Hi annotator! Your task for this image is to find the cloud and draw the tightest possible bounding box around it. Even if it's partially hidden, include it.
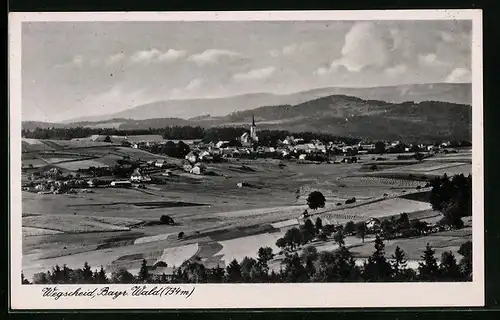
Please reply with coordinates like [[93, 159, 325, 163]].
[[106, 53, 125, 65], [130, 48, 186, 64], [445, 67, 472, 83], [385, 64, 408, 77], [313, 67, 330, 76], [187, 49, 241, 66], [233, 66, 276, 82], [158, 49, 187, 62], [72, 55, 84, 68], [270, 43, 312, 57], [418, 53, 450, 68], [331, 22, 393, 72], [130, 49, 162, 64]]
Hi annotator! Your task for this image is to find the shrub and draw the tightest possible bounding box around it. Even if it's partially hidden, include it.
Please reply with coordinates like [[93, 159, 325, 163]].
[[345, 197, 356, 204], [160, 215, 174, 225]]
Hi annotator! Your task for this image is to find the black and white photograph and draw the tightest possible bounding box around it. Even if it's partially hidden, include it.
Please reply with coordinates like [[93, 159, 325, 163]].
[[9, 10, 484, 309]]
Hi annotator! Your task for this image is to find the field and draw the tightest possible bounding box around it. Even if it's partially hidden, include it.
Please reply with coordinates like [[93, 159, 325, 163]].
[[21, 140, 473, 281]]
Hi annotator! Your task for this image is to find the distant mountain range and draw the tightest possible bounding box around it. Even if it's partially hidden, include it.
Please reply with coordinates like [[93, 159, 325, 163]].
[[64, 83, 471, 122], [23, 83, 472, 142]]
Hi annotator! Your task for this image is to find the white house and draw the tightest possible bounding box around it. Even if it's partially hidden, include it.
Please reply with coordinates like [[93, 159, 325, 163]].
[[155, 160, 165, 168], [216, 141, 229, 149], [130, 169, 143, 182], [185, 152, 198, 164], [190, 166, 202, 175]]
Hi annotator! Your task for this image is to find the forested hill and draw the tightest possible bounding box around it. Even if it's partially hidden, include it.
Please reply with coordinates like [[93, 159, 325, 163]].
[[22, 94, 472, 143], [221, 96, 472, 142]]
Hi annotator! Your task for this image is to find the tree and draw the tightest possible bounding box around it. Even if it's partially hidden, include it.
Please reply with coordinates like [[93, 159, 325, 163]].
[[206, 265, 226, 283], [160, 215, 174, 225], [355, 222, 367, 243], [111, 268, 136, 284], [225, 259, 243, 283], [282, 252, 309, 282], [32, 272, 50, 284], [176, 141, 191, 158], [306, 191, 326, 210], [315, 217, 323, 233], [240, 257, 258, 282], [21, 273, 31, 284], [104, 135, 112, 143], [94, 266, 108, 284], [283, 227, 304, 251], [138, 259, 150, 283], [344, 221, 355, 235], [257, 247, 274, 275], [391, 246, 408, 280], [418, 244, 440, 281], [375, 141, 386, 154], [458, 241, 472, 280], [178, 232, 185, 239], [439, 251, 462, 281], [363, 236, 393, 281], [397, 213, 411, 232], [301, 246, 319, 278], [301, 219, 316, 244], [381, 219, 395, 239], [82, 262, 93, 283], [333, 230, 345, 247]]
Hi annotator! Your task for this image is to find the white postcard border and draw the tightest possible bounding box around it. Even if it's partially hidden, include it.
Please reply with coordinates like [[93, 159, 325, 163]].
[[9, 10, 484, 309]]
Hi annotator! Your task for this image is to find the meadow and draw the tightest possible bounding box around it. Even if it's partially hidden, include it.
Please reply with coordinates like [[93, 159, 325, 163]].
[[21, 140, 473, 281]]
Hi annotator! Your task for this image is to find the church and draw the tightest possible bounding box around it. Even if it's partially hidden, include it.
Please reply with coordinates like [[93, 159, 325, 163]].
[[240, 115, 259, 147]]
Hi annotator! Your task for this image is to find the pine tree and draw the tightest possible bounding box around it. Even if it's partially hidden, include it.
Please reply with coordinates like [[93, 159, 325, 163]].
[[225, 259, 243, 283], [21, 272, 30, 284], [458, 241, 472, 280], [333, 230, 345, 247], [315, 217, 323, 233], [391, 246, 408, 280], [282, 252, 308, 283], [363, 236, 392, 281], [82, 262, 93, 283], [439, 251, 462, 281], [94, 266, 108, 284], [138, 259, 150, 283], [418, 243, 440, 281]]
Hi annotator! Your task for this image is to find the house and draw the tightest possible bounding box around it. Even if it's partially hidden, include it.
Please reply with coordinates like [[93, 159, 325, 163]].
[[155, 160, 165, 168], [216, 141, 229, 149], [298, 154, 307, 160], [162, 169, 172, 176], [365, 218, 381, 230], [199, 150, 211, 160], [185, 151, 198, 164], [190, 166, 202, 175], [130, 169, 143, 182]]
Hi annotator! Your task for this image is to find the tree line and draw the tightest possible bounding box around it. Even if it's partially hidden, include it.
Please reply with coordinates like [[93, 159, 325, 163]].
[[22, 126, 360, 145], [23, 238, 472, 285]]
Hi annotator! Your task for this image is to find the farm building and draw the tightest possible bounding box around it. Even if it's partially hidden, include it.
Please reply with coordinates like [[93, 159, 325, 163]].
[[155, 159, 165, 168], [185, 151, 198, 164], [110, 180, 132, 188], [190, 166, 202, 175]]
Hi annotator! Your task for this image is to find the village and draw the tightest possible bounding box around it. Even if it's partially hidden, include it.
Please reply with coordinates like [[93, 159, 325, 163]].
[[21, 116, 467, 196]]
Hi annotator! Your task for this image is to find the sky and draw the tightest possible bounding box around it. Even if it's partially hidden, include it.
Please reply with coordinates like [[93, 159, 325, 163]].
[[21, 20, 472, 122]]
